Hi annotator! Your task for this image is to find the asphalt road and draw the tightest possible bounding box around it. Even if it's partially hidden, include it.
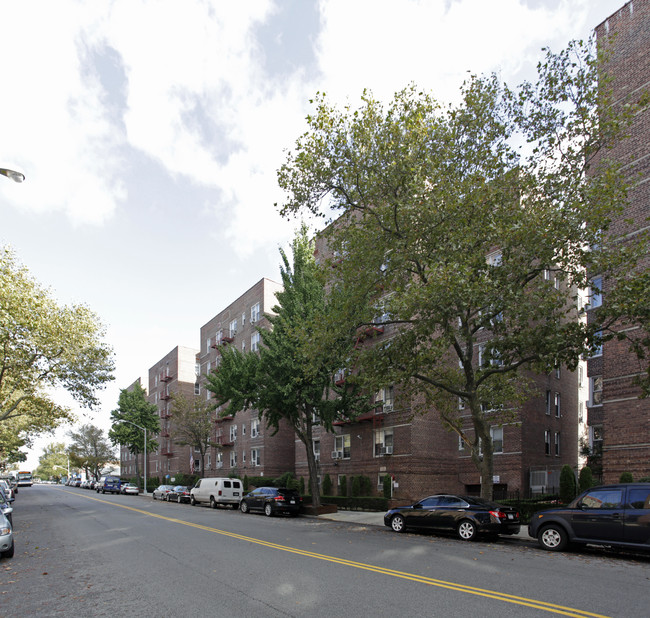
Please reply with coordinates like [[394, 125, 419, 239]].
[[2, 486, 649, 617]]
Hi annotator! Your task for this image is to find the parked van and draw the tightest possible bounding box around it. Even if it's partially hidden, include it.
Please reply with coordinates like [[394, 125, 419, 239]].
[[190, 477, 243, 508], [96, 475, 121, 494]]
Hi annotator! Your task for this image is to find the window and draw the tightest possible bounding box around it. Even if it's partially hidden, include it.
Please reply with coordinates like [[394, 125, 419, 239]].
[[591, 331, 603, 357], [251, 331, 260, 352], [215, 330, 222, 345], [589, 276, 603, 308], [333, 434, 351, 459], [230, 425, 237, 442], [491, 427, 503, 454], [554, 392, 561, 418], [251, 418, 260, 438], [628, 488, 650, 510], [458, 398, 465, 411], [216, 452, 223, 468], [486, 250, 502, 266], [554, 432, 561, 456], [229, 319, 238, 338], [313, 439, 320, 462], [251, 448, 260, 467], [251, 303, 260, 323], [242, 340, 246, 352], [545, 390, 551, 415], [242, 451, 246, 464], [242, 312, 246, 326], [458, 435, 466, 451], [229, 451, 237, 467], [206, 337, 211, 352], [194, 382, 200, 395], [580, 489, 623, 510], [242, 423, 246, 436], [590, 376, 603, 406], [555, 366, 561, 379], [207, 452, 211, 468], [374, 429, 393, 456], [544, 430, 551, 455], [375, 386, 394, 410], [578, 365, 584, 387]]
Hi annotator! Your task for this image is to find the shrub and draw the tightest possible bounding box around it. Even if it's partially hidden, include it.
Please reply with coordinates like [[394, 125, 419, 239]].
[[322, 474, 333, 496], [243, 475, 249, 491], [578, 466, 593, 492], [360, 475, 372, 496], [299, 476, 305, 494], [275, 471, 299, 490], [339, 475, 347, 497], [637, 476, 650, 482], [351, 476, 361, 497], [559, 465, 577, 503], [619, 471, 634, 483]]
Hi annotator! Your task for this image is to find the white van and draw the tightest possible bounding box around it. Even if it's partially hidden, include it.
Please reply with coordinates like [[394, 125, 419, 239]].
[[190, 477, 243, 508]]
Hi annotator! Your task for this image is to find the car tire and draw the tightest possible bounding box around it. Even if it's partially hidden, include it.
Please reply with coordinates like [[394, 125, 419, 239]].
[[210, 496, 217, 509], [264, 503, 273, 517], [457, 520, 477, 541], [240, 501, 249, 514], [2, 542, 14, 559], [177, 496, 181, 504], [152, 493, 157, 500], [390, 514, 406, 533], [538, 524, 568, 552], [190, 495, 196, 506]]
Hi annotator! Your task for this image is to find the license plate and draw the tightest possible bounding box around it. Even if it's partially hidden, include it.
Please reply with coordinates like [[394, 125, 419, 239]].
[[507, 513, 513, 520], [234, 492, 239, 496], [290, 499, 295, 504]]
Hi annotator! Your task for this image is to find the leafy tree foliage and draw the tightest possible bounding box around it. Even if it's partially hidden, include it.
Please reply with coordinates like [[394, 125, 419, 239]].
[[170, 392, 215, 477], [67, 424, 117, 481], [560, 464, 577, 503], [578, 466, 594, 492], [0, 247, 114, 440], [109, 382, 159, 485], [34, 442, 68, 482], [277, 41, 643, 499], [206, 229, 365, 507]]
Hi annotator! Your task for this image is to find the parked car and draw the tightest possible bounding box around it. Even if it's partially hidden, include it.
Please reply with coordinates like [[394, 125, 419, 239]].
[[384, 494, 521, 540], [190, 477, 243, 508], [529, 483, 650, 552], [152, 485, 175, 500], [167, 485, 191, 503], [0, 512, 13, 559], [240, 487, 302, 517], [0, 480, 15, 500], [96, 475, 121, 494], [0, 492, 14, 527], [120, 483, 140, 495]]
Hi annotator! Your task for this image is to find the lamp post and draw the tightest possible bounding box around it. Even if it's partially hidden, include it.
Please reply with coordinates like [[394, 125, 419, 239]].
[[118, 420, 148, 494], [0, 168, 25, 183]]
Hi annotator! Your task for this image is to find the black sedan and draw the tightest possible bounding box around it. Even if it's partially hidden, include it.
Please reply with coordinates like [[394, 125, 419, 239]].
[[167, 485, 191, 504], [240, 487, 302, 517], [384, 494, 520, 540]]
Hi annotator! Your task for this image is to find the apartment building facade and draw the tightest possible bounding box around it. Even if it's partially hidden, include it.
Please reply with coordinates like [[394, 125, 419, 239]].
[[197, 278, 297, 479], [588, 0, 650, 482]]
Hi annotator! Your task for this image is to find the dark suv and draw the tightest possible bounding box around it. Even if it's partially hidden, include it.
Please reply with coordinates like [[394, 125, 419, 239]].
[[529, 483, 650, 552], [240, 487, 302, 517]]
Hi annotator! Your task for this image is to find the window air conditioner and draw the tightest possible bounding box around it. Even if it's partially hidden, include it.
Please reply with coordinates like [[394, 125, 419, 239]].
[[385, 446, 393, 455], [383, 403, 394, 413], [331, 451, 341, 459]]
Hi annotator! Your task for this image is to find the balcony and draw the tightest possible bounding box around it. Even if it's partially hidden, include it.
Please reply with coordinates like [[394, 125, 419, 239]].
[[160, 391, 171, 401], [161, 449, 173, 457], [160, 373, 172, 382], [215, 415, 234, 424], [215, 436, 234, 447], [221, 335, 234, 344]]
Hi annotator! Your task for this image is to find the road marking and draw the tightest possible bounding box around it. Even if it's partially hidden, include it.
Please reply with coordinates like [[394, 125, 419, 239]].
[[70, 491, 610, 618]]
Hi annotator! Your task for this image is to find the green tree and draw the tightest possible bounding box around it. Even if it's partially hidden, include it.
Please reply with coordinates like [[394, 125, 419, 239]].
[[0, 248, 114, 438], [322, 473, 332, 496], [277, 41, 642, 499], [109, 382, 159, 488], [578, 466, 594, 492], [67, 424, 117, 481], [560, 465, 577, 503], [619, 471, 633, 483], [206, 228, 366, 507], [34, 442, 68, 482], [169, 392, 215, 477]]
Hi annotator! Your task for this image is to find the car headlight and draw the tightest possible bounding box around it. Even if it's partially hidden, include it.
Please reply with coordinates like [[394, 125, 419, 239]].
[[0, 526, 10, 535]]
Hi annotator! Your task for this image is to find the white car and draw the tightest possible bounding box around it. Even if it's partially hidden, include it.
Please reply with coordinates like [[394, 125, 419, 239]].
[[0, 513, 14, 559], [121, 483, 140, 495]]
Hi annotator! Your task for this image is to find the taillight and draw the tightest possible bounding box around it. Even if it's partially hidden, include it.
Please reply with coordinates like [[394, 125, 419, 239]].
[[218, 490, 222, 496], [490, 510, 506, 520], [274, 496, 283, 501]]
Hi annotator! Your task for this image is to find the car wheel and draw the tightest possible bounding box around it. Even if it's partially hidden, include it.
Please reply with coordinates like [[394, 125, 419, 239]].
[[390, 514, 406, 533], [152, 493, 157, 500], [264, 503, 273, 517], [457, 520, 477, 541], [1, 542, 14, 559], [210, 496, 217, 509], [538, 524, 568, 551], [177, 496, 181, 504], [190, 495, 196, 506], [240, 501, 249, 514]]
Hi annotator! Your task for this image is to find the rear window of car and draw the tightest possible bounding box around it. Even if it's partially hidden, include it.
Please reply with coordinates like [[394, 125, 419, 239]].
[[232, 481, 241, 488], [628, 488, 650, 509], [223, 481, 231, 488]]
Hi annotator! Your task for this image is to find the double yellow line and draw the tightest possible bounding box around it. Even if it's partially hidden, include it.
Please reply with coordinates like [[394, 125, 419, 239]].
[[74, 491, 609, 618]]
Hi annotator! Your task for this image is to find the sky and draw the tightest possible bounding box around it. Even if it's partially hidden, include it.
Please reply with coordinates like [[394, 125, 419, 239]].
[[0, 0, 627, 471]]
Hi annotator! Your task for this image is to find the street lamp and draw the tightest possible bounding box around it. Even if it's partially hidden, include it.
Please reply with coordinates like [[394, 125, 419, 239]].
[[117, 420, 148, 494], [0, 168, 25, 183]]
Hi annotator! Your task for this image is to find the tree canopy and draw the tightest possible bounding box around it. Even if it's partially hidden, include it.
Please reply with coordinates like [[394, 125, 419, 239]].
[[276, 41, 645, 498], [0, 247, 115, 443], [34, 442, 68, 482], [170, 392, 215, 477], [68, 424, 117, 481], [206, 228, 365, 506]]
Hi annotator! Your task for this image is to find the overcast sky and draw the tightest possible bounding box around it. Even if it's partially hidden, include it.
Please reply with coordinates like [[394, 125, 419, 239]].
[[0, 0, 626, 471]]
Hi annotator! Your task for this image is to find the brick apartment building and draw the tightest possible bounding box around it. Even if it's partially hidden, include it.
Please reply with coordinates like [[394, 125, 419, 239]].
[[588, 0, 650, 482], [196, 278, 297, 479]]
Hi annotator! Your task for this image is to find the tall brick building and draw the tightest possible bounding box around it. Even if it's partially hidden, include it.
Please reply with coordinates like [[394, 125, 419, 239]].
[[588, 0, 650, 481]]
